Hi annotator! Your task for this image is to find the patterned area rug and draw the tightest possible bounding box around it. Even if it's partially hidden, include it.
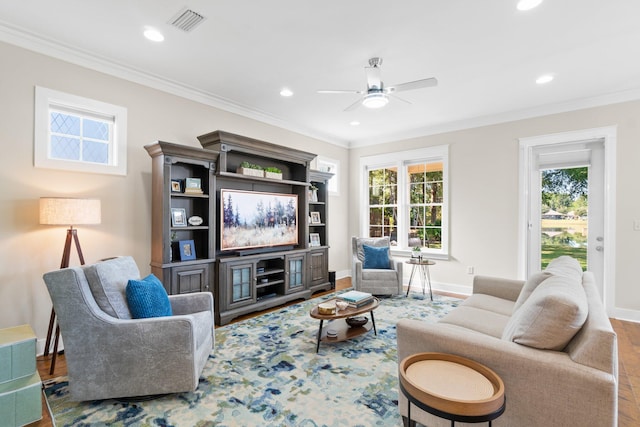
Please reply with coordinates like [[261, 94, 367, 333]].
[[44, 292, 460, 426]]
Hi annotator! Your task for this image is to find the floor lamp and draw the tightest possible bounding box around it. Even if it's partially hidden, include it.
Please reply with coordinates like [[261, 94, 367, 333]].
[[40, 197, 101, 374]]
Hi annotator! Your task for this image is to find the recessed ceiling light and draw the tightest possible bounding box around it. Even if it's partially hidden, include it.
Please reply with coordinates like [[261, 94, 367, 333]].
[[280, 88, 293, 97], [536, 74, 554, 85], [350, 121, 360, 126], [517, 0, 543, 11], [143, 27, 165, 42]]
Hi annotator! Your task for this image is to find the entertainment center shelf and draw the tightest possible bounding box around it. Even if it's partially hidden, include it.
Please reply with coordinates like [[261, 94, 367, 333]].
[[146, 131, 333, 325], [217, 171, 309, 187]]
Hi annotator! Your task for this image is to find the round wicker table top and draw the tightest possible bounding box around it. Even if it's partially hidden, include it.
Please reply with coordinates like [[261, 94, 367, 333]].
[[399, 352, 505, 420]]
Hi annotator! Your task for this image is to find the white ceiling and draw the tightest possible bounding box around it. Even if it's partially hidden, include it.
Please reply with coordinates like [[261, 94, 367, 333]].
[[2, 1, 640, 147]]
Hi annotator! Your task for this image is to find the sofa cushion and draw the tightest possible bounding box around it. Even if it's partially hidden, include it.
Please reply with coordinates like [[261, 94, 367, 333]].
[[84, 256, 139, 319], [440, 305, 511, 338], [362, 244, 390, 269], [502, 275, 588, 350], [462, 293, 516, 317], [362, 269, 397, 280], [126, 274, 173, 319], [513, 271, 552, 312]]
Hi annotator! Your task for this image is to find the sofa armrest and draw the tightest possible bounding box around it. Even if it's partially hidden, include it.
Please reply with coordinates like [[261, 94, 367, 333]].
[[169, 292, 214, 315], [397, 319, 617, 427], [352, 256, 363, 284], [393, 259, 403, 286], [472, 275, 524, 301]]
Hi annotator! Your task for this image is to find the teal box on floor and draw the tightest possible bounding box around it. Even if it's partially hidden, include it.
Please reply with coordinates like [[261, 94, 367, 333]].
[[0, 325, 42, 426], [0, 373, 42, 426]]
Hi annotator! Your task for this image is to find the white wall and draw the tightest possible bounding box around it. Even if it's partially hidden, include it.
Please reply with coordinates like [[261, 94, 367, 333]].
[[349, 101, 640, 320], [0, 41, 351, 347]]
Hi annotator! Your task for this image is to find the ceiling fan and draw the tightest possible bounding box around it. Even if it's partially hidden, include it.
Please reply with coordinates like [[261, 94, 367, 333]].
[[318, 57, 438, 111]]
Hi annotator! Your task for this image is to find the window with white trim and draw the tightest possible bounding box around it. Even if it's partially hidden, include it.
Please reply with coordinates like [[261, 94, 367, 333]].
[[360, 145, 449, 257], [34, 86, 127, 175]]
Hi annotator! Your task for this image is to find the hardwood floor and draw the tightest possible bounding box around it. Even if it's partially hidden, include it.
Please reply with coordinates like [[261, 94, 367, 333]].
[[34, 277, 640, 426]]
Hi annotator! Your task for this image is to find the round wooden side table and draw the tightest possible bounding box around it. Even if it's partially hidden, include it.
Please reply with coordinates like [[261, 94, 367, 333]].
[[399, 352, 505, 426]]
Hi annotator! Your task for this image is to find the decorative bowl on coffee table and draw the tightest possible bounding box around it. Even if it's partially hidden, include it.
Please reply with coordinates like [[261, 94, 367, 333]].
[[346, 316, 368, 328]]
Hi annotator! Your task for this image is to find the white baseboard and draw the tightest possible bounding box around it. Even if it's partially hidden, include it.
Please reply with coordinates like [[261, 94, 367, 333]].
[[335, 269, 351, 280], [36, 337, 64, 357], [611, 307, 640, 323], [408, 280, 471, 297]]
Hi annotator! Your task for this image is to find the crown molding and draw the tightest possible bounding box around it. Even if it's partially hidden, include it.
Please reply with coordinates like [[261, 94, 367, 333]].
[[348, 87, 640, 148], [0, 21, 349, 148]]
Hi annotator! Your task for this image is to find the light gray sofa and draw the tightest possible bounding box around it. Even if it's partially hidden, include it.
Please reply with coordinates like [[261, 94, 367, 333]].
[[43, 256, 214, 401], [397, 256, 618, 427]]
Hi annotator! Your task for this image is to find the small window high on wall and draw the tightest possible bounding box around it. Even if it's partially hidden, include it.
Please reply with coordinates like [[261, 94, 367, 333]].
[[360, 145, 449, 258], [34, 86, 127, 175]]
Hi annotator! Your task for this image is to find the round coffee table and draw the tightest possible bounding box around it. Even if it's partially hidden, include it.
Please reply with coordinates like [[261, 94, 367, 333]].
[[399, 352, 505, 426], [309, 297, 380, 353]]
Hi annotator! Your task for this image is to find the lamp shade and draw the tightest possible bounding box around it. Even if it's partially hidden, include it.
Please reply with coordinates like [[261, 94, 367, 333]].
[[39, 197, 101, 226]]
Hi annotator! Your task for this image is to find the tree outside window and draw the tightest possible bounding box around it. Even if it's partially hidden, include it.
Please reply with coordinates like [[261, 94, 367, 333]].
[[368, 167, 398, 243], [408, 162, 443, 249], [362, 146, 448, 256]]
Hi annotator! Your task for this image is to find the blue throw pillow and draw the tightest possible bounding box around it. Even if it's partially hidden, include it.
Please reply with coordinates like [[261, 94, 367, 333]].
[[362, 244, 391, 269], [126, 274, 173, 319]]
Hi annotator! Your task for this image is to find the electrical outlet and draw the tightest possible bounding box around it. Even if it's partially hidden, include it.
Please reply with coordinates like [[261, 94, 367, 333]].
[[634, 219, 640, 231], [467, 266, 474, 274]]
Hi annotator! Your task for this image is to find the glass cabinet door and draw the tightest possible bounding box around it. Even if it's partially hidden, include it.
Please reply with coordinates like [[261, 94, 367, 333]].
[[230, 263, 253, 303], [286, 255, 305, 293]]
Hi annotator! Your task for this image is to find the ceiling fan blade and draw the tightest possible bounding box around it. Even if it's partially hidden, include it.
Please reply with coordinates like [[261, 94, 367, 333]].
[[317, 89, 363, 94], [344, 98, 363, 112], [390, 94, 412, 105], [365, 66, 383, 90], [386, 77, 438, 93]]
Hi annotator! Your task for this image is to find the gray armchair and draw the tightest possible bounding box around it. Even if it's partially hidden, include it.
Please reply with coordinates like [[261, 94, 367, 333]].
[[43, 256, 214, 401], [351, 236, 403, 295]]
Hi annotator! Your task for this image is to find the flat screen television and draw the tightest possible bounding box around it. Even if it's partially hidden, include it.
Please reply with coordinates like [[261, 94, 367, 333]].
[[220, 189, 298, 252]]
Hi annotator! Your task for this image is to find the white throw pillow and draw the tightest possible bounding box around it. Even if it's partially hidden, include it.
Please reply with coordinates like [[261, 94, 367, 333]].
[[502, 275, 588, 351], [513, 271, 552, 312]]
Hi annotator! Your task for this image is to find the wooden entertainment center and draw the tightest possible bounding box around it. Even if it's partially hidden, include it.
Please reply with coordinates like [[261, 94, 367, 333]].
[[145, 131, 333, 325]]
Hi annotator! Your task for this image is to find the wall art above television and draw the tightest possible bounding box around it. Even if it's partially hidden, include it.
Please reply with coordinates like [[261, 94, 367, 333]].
[[220, 189, 298, 252]]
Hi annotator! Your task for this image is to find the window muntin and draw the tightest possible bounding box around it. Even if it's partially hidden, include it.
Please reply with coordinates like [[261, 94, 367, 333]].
[[50, 110, 112, 164], [34, 86, 127, 175], [361, 146, 448, 257]]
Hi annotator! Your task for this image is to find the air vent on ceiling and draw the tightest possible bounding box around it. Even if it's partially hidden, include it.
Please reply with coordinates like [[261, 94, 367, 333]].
[[169, 8, 206, 32]]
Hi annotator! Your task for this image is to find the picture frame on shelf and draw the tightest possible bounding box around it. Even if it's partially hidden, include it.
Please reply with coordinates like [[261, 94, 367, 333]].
[[310, 211, 321, 224], [178, 239, 196, 261], [171, 208, 187, 227], [185, 177, 203, 194], [310, 233, 321, 247], [171, 179, 183, 193]]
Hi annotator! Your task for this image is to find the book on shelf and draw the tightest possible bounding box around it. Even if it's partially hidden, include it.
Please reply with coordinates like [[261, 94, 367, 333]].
[[338, 290, 373, 303], [184, 188, 204, 194]]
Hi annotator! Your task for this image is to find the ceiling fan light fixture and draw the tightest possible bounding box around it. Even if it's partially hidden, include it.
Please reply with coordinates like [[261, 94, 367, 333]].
[[362, 92, 389, 109]]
